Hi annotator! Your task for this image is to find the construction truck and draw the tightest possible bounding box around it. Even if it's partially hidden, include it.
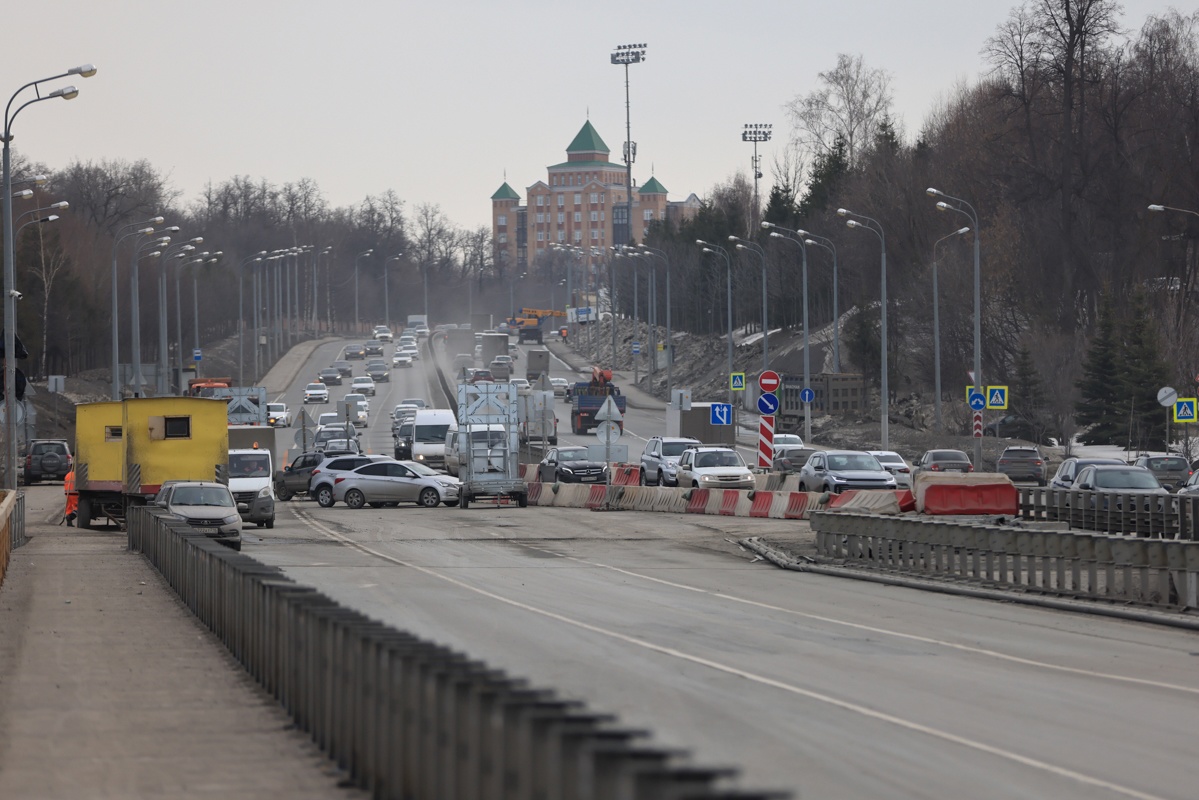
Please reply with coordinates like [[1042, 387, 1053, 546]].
[[455, 382, 527, 508], [516, 388, 558, 445], [570, 366, 626, 435], [74, 396, 231, 529], [525, 349, 551, 383], [188, 376, 233, 397]]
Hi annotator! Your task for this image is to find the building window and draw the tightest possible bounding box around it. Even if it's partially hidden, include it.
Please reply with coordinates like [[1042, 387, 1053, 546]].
[[557, 195, 564, 207], [104, 426, 122, 442], [591, 230, 599, 240], [644, 210, 653, 221], [557, 212, 565, 224], [535, 213, 543, 224], [536, 195, 544, 207], [600, 194, 605, 204], [601, 211, 605, 221], [558, 231, 565, 242], [164, 416, 191, 439], [574, 212, 581, 223], [573, 230, 582, 243], [590, 192, 598, 204], [497, 215, 507, 227], [590, 211, 598, 222], [574, 193, 582, 205], [498, 233, 507, 244], [537, 231, 544, 242]]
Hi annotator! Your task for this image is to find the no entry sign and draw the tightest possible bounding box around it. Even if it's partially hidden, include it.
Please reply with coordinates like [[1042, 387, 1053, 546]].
[[758, 370, 781, 393]]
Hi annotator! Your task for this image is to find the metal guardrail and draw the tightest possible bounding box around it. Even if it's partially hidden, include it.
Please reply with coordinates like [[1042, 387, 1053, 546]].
[[1017, 487, 1199, 539], [0, 491, 25, 590], [812, 511, 1199, 610], [127, 507, 787, 800]]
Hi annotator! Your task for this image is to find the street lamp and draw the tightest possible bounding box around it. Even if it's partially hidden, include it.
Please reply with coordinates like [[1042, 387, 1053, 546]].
[[131, 233, 173, 397], [1148, 203, 1199, 219], [312, 246, 331, 331], [157, 238, 202, 394], [354, 249, 372, 333], [741, 124, 772, 230], [927, 187, 982, 466], [385, 253, 403, 330], [3, 64, 94, 488], [190, 253, 221, 361], [611, 43, 646, 248], [730, 235, 768, 373], [932, 227, 971, 432], [638, 244, 673, 397], [765, 230, 814, 443], [238, 252, 267, 388], [697, 240, 735, 405], [838, 207, 891, 449], [110, 217, 161, 399]]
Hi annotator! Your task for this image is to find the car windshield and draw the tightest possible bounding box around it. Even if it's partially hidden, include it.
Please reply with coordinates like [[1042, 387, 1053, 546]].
[[696, 451, 744, 468], [171, 486, 234, 507], [827, 454, 883, 471], [469, 429, 506, 445], [661, 442, 694, 457], [1094, 469, 1161, 490], [1148, 457, 1187, 471], [932, 451, 968, 461], [306, 384, 324, 392], [229, 453, 272, 478], [559, 448, 590, 461], [874, 454, 903, 465], [415, 424, 449, 443]]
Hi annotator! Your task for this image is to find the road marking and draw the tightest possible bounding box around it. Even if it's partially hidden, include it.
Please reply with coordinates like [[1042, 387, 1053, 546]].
[[290, 508, 1167, 800]]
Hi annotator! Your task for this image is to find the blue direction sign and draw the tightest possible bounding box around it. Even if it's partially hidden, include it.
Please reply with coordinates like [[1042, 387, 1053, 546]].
[[968, 391, 986, 411], [632, 341, 641, 355], [193, 349, 202, 362], [1175, 398, 1197, 423], [710, 403, 732, 426], [800, 387, 815, 404], [757, 392, 779, 415]]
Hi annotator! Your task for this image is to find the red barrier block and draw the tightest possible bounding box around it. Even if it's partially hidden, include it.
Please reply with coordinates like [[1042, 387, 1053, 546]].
[[718, 490, 740, 516], [527, 482, 543, 504], [896, 490, 916, 512], [825, 490, 860, 509], [922, 483, 1017, 516], [585, 484, 608, 509], [612, 465, 639, 486], [749, 491, 773, 518], [686, 489, 710, 514], [784, 492, 810, 520]]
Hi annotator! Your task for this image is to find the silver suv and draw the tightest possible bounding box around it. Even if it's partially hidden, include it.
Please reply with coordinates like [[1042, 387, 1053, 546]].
[[675, 446, 754, 490], [309, 453, 394, 507], [639, 436, 700, 486]]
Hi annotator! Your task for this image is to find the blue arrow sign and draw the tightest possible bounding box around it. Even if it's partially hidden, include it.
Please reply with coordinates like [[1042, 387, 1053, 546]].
[[193, 349, 202, 362], [968, 391, 986, 411], [632, 341, 641, 355], [710, 403, 732, 426], [757, 392, 779, 415], [800, 387, 815, 404]]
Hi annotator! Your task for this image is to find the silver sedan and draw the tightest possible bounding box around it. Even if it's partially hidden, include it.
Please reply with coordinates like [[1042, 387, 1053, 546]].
[[332, 460, 460, 508]]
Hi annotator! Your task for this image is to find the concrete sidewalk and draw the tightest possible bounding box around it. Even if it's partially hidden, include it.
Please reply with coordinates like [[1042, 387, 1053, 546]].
[[0, 486, 362, 799]]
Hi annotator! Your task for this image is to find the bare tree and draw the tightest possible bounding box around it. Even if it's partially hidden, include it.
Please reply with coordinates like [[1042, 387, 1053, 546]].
[[784, 53, 893, 170]]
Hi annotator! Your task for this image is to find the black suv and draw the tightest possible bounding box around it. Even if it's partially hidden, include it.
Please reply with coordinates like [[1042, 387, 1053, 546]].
[[24, 439, 72, 484]]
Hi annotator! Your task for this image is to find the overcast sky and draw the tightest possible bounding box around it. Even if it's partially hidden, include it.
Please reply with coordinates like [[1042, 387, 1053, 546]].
[[1, 0, 1179, 233]]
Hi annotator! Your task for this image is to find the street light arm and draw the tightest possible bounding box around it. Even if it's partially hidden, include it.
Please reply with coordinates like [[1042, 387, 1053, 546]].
[[1148, 203, 1199, 219]]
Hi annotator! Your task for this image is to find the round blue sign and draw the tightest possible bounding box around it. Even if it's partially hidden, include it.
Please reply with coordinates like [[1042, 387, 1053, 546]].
[[800, 387, 815, 404], [757, 392, 779, 415], [968, 391, 986, 411]]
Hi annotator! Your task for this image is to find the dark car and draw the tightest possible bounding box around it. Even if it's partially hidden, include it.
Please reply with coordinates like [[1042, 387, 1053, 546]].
[[318, 367, 342, 386], [1074, 464, 1170, 511], [273, 449, 354, 501], [1049, 457, 1126, 490], [996, 446, 1047, 486], [1131, 455, 1191, 492], [23, 439, 72, 484], [537, 446, 608, 483], [772, 446, 815, 474], [393, 421, 414, 460], [333, 360, 353, 377], [366, 362, 390, 382], [344, 343, 366, 360], [364, 341, 384, 357], [912, 449, 973, 477]]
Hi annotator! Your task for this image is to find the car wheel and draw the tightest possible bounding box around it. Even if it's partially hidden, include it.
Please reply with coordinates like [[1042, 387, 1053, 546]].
[[265, 518, 274, 530], [657, 470, 666, 487], [693, 481, 699, 488], [516, 492, 528, 508], [459, 494, 470, 509], [316, 486, 335, 508], [345, 489, 366, 509], [418, 488, 440, 508], [639, 469, 648, 486], [276, 486, 294, 501], [76, 496, 92, 530]]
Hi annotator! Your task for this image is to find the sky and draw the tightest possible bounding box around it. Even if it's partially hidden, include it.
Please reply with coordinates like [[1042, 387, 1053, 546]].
[[0, 0, 1180, 233]]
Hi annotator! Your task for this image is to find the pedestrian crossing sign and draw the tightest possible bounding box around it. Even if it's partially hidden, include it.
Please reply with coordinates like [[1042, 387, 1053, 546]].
[[1175, 398, 1197, 423], [730, 372, 746, 391], [986, 386, 1008, 410]]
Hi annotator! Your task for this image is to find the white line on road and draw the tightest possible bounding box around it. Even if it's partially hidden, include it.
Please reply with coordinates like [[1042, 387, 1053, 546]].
[[290, 508, 1168, 800]]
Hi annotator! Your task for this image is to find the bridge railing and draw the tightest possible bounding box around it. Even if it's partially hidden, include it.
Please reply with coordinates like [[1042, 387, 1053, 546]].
[[1016, 487, 1199, 540], [0, 490, 26, 590]]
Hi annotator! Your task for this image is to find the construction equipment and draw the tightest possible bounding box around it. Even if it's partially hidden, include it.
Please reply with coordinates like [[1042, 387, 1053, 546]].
[[455, 382, 527, 508], [570, 367, 626, 435]]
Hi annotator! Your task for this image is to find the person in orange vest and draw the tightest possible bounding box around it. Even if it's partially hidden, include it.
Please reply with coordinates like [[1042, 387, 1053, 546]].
[[63, 468, 78, 526]]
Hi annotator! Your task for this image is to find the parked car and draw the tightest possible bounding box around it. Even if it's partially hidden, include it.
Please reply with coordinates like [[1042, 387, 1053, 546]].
[[866, 450, 912, 488], [1131, 454, 1191, 492], [303, 382, 329, 404], [308, 453, 393, 507], [333, 359, 353, 377], [639, 436, 701, 486], [912, 449, 973, 477], [1074, 464, 1170, 511], [537, 446, 609, 483], [265, 402, 292, 427], [797, 450, 897, 494], [675, 446, 755, 490], [333, 460, 460, 508], [22, 439, 72, 484], [351, 375, 377, 396], [1049, 457, 1126, 490], [155, 481, 242, 550], [366, 363, 390, 383], [996, 446, 1047, 486], [344, 343, 366, 359]]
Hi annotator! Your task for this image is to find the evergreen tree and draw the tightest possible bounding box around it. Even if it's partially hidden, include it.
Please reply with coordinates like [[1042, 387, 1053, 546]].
[[797, 136, 849, 218], [762, 183, 798, 229], [1075, 292, 1123, 445], [1011, 343, 1049, 441], [1120, 289, 1171, 450]]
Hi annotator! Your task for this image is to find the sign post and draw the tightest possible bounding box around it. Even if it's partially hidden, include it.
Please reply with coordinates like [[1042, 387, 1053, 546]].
[[758, 414, 775, 468]]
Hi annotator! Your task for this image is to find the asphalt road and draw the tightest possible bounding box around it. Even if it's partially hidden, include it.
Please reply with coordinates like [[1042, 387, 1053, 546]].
[[244, 336, 1199, 799]]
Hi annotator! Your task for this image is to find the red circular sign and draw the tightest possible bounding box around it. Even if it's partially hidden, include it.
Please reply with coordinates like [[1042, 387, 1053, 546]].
[[758, 370, 781, 392]]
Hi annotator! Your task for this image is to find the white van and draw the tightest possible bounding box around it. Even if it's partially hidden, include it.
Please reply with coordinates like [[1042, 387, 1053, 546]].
[[445, 424, 507, 477], [411, 408, 457, 469]]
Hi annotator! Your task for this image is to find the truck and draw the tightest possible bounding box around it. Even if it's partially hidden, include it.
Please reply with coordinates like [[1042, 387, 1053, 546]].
[[481, 332, 509, 366], [228, 425, 278, 528], [456, 382, 527, 508], [516, 389, 558, 445], [407, 314, 428, 331], [525, 349, 551, 383], [188, 376, 233, 397], [74, 397, 231, 529], [570, 367, 626, 435]]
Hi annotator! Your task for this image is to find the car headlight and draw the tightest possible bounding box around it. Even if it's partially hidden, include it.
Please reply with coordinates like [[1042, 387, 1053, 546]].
[[415, 454, 425, 461], [828, 474, 847, 483], [257, 486, 272, 499], [700, 474, 718, 482], [437, 480, 457, 489], [560, 466, 574, 474], [222, 514, 240, 525]]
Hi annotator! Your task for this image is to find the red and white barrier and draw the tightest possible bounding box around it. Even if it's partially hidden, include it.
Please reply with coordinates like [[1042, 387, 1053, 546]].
[[757, 415, 775, 469]]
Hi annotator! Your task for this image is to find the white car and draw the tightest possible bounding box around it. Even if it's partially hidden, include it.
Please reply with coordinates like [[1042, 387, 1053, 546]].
[[351, 376, 377, 396], [303, 383, 329, 404], [773, 433, 804, 449], [550, 377, 570, 399], [317, 412, 340, 428], [392, 352, 413, 368], [867, 450, 912, 489], [373, 325, 393, 342], [399, 344, 420, 361], [510, 378, 530, 390], [265, 402, 292, 427], [675, 447, 755, 490], [343, 393, 370, 427]]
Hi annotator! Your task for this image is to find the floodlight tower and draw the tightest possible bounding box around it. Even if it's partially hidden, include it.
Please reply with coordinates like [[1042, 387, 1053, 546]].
[[742, 123, 772, 231], [610, 43, 646, 247]]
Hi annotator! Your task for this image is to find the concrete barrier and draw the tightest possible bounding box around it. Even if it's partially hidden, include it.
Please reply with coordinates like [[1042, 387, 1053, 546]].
[[685, 489, 710, 514], [526, 481, 544, 505], [913, 472, 1016, 514], [716, 489, 742, 516], [749, 491, 774, 518], [824, 490, 903, 515], [611, 464, 640, 486]]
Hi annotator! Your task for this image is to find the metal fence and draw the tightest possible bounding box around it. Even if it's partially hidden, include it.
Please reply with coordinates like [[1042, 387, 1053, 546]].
[[813, 511, 1199, 611], [0, 491, 25, 590], [1017, 487, 1199, 539], [127, 507, 787, 800]]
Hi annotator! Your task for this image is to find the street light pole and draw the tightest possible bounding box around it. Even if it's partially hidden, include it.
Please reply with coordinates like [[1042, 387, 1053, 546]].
[[741, 124, 772, 232], [932, 227, 971, 433], [110, 217, 161, 399], [730, 236, 768, 373], [697, 240, 734, 405], [766, 231, 813, 443], [638, 244, 671, 397], [837, 208, 890, 449], [354, 249, 372, 334], [611, 44, 646, 248], [927, 187, 982, 466], [385, 253, 403, 330], [238, 252, 266, 388], [132, 234, 172, 397], [800, 232, 839, 373]]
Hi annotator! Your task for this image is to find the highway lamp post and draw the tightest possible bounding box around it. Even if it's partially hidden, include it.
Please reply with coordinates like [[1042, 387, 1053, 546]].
[[132, 234, 172, 397], [608, 250, 619, 369], [1148, 203, 1199, 219], [385, 253, 403, 330], [158, 239, 201, 395], [610, 43, 646, 248], [638, 244, 672, 397], [697, 240, 735, 405], [237, 252, 266, 388], [932, 227, 971, 432], [192, 253, 220, 361], [354, 249, 372, 334], [3, 64, 94, 488], [837, 208, 891, 449], [315, 246, 331, 331], [111, 217, 161, 399], [764, 221, 841, 373], [730, 236, 768, 373], [766, 230, 814, 444]]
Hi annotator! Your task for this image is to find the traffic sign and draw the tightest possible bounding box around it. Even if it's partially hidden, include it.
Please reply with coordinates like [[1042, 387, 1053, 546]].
[[595, 420, 622, 444], [710, 403, 732, 426], [757, 392, 779, 415], [595, 396, 623, 422], [193, 348, 202, 362], [800, 387, 815, 404], [730, 372, 746, 391], [972, 410, 984, 438], [986, 386, 1008, 410], [1175, 398, 1197, 423], [758, 370, 781, 393], [968, 391, 986, 411], [1158, 386, 1178, 408], [632, 341, 641, 355]]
